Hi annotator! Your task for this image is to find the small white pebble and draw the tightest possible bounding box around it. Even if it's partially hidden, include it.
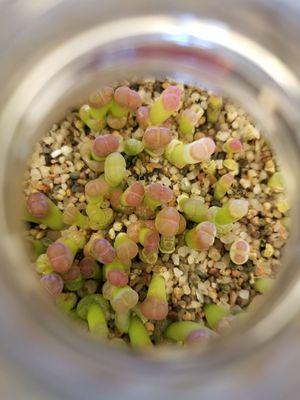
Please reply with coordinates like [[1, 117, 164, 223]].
[[113, 222, 123, 232], [61, 145, 72, 156], [173, 267, 183, 278], [108, 228, 116, 240], [171, 253, 180, 266], [239, 290, 250, 300], [240, 178, 251, 189], [129, 214, 138, 223], [187, 254, 194, 265], [216, 131, 230, 142], [51, 149, 62, 158]]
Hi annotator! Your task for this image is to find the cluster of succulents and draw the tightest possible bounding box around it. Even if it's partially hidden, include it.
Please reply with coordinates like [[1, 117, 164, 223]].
[[24, 84, 279, 349]]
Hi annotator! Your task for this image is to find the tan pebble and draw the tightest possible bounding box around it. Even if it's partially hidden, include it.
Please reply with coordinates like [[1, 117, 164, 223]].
[[263, 243, 274, 258], [145, 322, 155, 333], [208, 247, 221, 261], [238, 290, 249, 300], [183, 285, 191, 295], [178, 246, 189, 258], [113, 222, 122, 232], [240, 178, 251, 189], [265, 159, 275, 173], [51, 149, 62, 158], [187, 254, 194, 265], [108, 228, 116, 240], [173, 267, 183, 278], [182, 311, 193, 321], [171, 254, 180, 266]]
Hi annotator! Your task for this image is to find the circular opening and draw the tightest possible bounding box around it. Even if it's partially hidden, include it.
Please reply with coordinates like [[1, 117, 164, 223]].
[[1, 12, 300, 399]]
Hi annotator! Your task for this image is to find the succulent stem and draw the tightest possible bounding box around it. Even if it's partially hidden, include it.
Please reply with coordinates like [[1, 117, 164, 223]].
[[214, 173, 234, 200], [128, 316, 153, 348], [253, 277, 274, 294], [25, 192, 64, 230], [204, 304, 228, 329], [63, 205, 89, 228], [180, 197, 209, 223], [214, 198, 248, 226], [164, 321, 217, 345], [115, 311, 131, 334], [56, 292, 77, 312], [87, 303, 109, 338]]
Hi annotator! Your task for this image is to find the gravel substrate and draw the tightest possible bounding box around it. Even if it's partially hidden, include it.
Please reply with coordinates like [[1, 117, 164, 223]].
[[23, 79, 289, 342]]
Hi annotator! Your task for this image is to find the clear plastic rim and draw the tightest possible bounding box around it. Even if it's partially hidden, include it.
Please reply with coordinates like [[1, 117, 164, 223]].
[[0, 12, 300, 398]]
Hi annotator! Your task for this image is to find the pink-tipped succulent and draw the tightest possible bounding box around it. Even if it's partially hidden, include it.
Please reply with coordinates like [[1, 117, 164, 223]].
[[79, 87, 113, 132], [120, 182, 145, 207], [214, 198, 249, 226], [127, 220, 156, 242], [229, 239, 250, 265], [79, 139, 105, 173], [165, 137, 216, 169], [109, 187, 134, 215], [136, 106, 150, 127], [40, 273, 64, 297], [104, 259, 129, 287], [104, 152, 127, 187], [85, 176, 110, 204], [139, 227, 160, 254], [142, 126, 173, 156], [141, 275, 168, 321], [91, 134, 120, 161], [109, 285, 139, 314], [63, 204, 89, 228], [79, 257, 101, 280], [180, 197, 209, 223], [214, 173, 235, 200], [155, 207, 181, 236], [178, 105, 203, 140], [46, 242, 74, 274], [114, 233, 139, 265], [91, 238, 116, 264], [135, 202, 155, 219], [25, 192, 64, 230], [88, 87, 114, 119], [110, 86, 142, 118], [185, 221, 217, 251], [223, 138, 243, 154], [144, 182, 174, 210], [150, 85, 182, 125], [164, 321, 217, 345]]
